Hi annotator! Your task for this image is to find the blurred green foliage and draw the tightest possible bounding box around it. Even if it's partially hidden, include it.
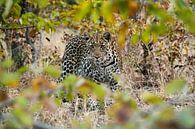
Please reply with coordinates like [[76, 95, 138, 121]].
[[165, 79, 187, 94]]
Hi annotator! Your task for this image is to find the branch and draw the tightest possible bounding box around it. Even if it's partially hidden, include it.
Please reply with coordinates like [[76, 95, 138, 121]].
[[25, 27, 36, 63], [0, 25, 35, 30]]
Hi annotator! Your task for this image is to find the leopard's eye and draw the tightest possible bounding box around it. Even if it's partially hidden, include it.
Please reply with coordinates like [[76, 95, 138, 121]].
[[103, 32, 111, 41]]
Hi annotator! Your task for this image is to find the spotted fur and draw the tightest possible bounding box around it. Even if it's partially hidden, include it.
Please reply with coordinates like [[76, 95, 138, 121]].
[[58, 32, 122, 92]]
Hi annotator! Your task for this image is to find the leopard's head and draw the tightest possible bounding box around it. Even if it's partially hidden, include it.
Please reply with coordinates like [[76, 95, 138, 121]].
[[94, 32, 122, 74]]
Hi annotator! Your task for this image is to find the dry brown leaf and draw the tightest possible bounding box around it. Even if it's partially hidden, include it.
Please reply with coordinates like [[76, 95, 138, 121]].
[[0, 90, 8, 102], [32, 77, 56, 93]]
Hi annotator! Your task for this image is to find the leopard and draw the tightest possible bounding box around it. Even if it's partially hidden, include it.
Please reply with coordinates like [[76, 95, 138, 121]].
[[57, 31, 122, 110], [58, 32, 122, 91]]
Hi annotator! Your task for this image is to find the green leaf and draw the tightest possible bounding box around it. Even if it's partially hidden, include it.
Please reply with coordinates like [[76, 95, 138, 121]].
[[177, 110, 195, 128], [29, 103, 42, 112], [118, 21, 128, 48], [13, 0, 20, 4], [38, 0, 49, 9], [148, 4, 172, 22], [151, 23, 167, 35], [62, 75, 77, 101], [91, 9, 99, 23], [11, 3, 22, 17], [27, 0, 37, 7], [93, 83, 106, 99], [151, 32, 158, 43], [1, 58, 13, 68], [0, 0, 5, 5], [44, 20, 55, 32], [131, 34, 140, 45], [165, 79, 186, 94], [44, 23, 50, 33], [12, 108, 32, 127], [63, 74, 77, 87], [36, 17, 45, 30], [43, 65, 60, 78], [62, 18, 68, 26], [16, 66, 29, 75], [174, 0, 195, 34], [142, 92, 163, 104], [2, 0, 13, 18], [20, 12, 36, 25], [0, 72, 19, 87], [101, 1, 114, 23], [142, 28, 151, 44], [158, 106, 175, 121], [6, 118, 24, 129], [117, 1, 129, 19], [51, 11, 60, 18], [75, 1, 92, 21], [15, 96, 28, 107], [54, 97, 62, 106]]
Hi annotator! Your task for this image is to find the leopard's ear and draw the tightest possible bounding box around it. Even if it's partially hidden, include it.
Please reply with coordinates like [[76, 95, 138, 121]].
[[103, 32, 111, 41]]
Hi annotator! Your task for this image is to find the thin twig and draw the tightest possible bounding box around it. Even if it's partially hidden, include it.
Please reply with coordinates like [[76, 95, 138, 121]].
[[38, 30, 43, 64]]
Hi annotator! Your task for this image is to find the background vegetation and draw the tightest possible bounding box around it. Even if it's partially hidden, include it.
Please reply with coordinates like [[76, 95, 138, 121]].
[[0, 0, 195, 129]]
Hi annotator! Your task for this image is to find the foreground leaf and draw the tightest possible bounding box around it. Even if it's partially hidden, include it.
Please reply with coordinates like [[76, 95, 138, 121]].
[[1, 58, 13, 69], [142, 92, 163, 104], [12, 108, 32, 127], [0, 73, 19, 87], [43, 65, 61, 78], [165, 79, 186, 94]]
